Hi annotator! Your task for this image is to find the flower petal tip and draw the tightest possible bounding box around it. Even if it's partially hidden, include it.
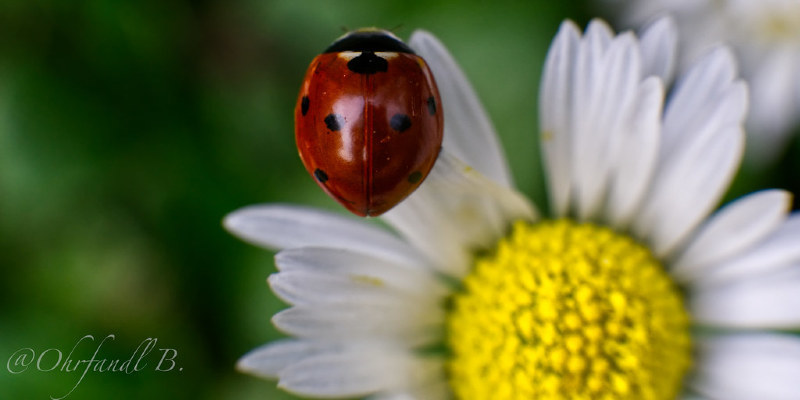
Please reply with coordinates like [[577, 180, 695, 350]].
[[236, 353, 279, 379]]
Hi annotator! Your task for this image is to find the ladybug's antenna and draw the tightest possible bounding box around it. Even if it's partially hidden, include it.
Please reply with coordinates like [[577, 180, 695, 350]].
[[388, 23, 405, 35], [339, 25, 350, 33]]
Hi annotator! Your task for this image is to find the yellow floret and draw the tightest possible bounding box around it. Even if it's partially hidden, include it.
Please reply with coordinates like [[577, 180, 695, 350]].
[[446, 219, 691, 400]]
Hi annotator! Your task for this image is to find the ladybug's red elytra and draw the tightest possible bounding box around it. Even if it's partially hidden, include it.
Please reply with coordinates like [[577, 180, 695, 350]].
[[295, 28, 444, 217]]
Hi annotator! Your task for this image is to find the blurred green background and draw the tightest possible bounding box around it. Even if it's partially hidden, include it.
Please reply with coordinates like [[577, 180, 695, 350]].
[[0, 1, 796, 399]]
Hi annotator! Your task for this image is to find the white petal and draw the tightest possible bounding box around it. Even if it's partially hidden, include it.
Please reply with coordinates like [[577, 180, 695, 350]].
[[606, 77, 663, 226], [369, 394, 417, 400], [745, 47, 800, 162], [366, 361, 449, 400], [571, 20, 615, 158], [701, 213, 800, 285], [224, 205, 424, 267], [691, 264, 800, 328], [665, 78, 748, 165], [279, 344, 398, 397], [540, 20, 581, 217], [278, 346, 440, 398], [569, 20, 616, 218], [272, 304, 444, 346], [409, 30, 512, 187], [632, 56, 747, 256], [693, 334, 800, 400], [237, 339, 332, 378], [268, 270, 438, 308], [638, 16, 677, 83], [584, 18, 614, 51], [368, 381, 450, 400], [671, 189, 792, 282], [382, 152, 536, 278], [634, 124, 745, 257], [275, 247, 448, 298], [661, 47, 742, 160], [573, 32, 643, 220], [570, 20, 615, 154]]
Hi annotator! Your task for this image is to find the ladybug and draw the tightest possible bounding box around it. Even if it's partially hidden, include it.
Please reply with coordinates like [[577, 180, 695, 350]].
[[295, 28, 444, 217]]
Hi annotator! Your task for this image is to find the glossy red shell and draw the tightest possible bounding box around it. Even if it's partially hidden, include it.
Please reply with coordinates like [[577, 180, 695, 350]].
[[295, 50, 443, 217]]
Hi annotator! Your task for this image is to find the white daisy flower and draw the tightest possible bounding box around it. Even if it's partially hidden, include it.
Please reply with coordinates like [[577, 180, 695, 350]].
[[226, 19, 800, 400], [603, 0, 800, 164]]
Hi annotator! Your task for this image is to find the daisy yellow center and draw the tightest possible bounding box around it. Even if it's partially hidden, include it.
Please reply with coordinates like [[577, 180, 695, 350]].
[[754, 8, 800, 43], [446, 219, 691, 400]]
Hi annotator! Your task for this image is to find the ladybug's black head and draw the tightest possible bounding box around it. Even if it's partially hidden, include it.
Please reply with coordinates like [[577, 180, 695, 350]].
[[324, 28, 415, 54]]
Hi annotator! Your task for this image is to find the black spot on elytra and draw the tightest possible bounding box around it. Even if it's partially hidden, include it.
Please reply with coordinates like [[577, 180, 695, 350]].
[[426, 96, 436, 115], [301, 96, 310, 116], [314, 168, 328, 183], [390, 113, 412, 132], [324, 113, 342, 131], [347, 51, 388, 75], [408, 171, 423, 184]]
